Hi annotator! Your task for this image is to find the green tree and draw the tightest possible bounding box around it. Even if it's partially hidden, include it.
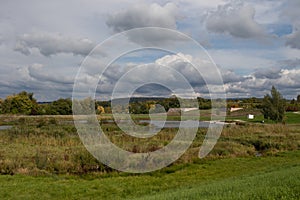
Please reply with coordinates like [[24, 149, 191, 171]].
[[48, 98, 72, 115], [1, 91, 38, 114], [297, 95, 300, 103], [291, 99, 296, 104], [73, 97, 95, 115], [197, 97, 212, 109], [262, 86, 285, 122]]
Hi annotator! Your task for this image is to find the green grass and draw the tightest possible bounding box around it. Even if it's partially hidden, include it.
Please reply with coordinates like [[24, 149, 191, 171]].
[[0, 115, 299, 199], [134, 165, 300, 200], [0, 151, 299, 199], [227, 111, 300, 124], [285, 112, 300, 124]]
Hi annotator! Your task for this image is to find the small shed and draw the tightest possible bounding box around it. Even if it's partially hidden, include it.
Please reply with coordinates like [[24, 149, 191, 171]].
[[247, 114, 254, 119]]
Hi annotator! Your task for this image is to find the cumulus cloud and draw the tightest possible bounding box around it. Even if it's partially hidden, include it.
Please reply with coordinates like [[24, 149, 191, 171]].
[[28, 64, 74, 84], [96, 53, 245, 98], [124, 27, 188, 46], [221, 69, 248, 83], [278, 58, 300, 68], [0, 64, 74, 101], [224, 68, 300, 98], [1, 0, 300, 101], [285, 27, 300, 49], [206, 1, 266, 38], [281, 0, 300, 49], [98, 53, 276, 99], [105, 3, 185, 46], [14, 32, 96, 56], [2, 55, 300, 101], [253, 68, 282, 79], [281, 0, 300, 24], [106, 3, 178, 32], [91, 53, 202, 98]]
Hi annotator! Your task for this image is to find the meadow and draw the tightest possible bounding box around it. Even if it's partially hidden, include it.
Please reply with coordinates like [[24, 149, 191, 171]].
[[0, 112, 299, 199]]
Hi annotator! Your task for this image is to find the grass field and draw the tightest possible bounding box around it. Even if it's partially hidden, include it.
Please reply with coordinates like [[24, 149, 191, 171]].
[[0, 151, 299, 199], [0, 114, 299, 199], [285, 112, 300, 124], [226, 110, 300, 124]]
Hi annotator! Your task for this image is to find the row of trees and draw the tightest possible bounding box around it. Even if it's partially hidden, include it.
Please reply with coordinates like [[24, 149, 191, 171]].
[[0, 91, 73, 115], [0, 93, 212, 115], [285, 94, 300, 112], [0, 87, 296, 123], [0, 91, 38, 115], [127, 97, 213, 114]]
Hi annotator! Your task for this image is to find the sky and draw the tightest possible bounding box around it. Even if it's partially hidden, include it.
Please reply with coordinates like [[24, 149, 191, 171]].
[[0, 0, 300, 101]]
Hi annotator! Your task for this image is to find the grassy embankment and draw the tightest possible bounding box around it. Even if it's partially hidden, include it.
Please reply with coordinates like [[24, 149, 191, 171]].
[[0, 151, 299, 199]]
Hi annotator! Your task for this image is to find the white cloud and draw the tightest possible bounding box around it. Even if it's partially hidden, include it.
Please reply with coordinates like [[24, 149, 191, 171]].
[[28, 63, 74, 84], [225, 68, 300, 98], [106, 3, 179, 32], [285, 26, 300, 49], [281, 0, 300, 24], [14, 32, 96, 56], [280, 0, 300, 49], [206, 1, 267, 38], [0, 0, 300, 100], [74, 51, 300, 99], [104, 3, 187, 46]]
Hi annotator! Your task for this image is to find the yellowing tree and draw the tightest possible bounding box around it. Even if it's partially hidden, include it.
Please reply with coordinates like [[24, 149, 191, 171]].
[[97, 106, 105, 114], [2, 91, 38, 114]]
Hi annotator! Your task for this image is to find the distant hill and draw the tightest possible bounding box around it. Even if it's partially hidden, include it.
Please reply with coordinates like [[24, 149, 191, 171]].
[[109, 97, 167, 104]]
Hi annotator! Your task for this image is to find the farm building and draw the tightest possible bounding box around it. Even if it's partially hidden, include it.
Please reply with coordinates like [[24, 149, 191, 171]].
[[247, 114, 254, 119]]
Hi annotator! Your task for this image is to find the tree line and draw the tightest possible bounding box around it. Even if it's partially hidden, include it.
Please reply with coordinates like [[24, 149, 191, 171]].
[[0, 92, 213, 115], [0, 91, 72, 115], [0, 87, 299, 123]]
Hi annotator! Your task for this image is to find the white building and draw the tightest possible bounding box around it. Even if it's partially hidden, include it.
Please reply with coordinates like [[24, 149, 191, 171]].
[[247, 114, 254, 119]]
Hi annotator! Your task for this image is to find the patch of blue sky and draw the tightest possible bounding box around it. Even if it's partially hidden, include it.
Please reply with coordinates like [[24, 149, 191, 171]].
[[266, 23, 293, 37], [208, 33, 286, 51], [210, 35, 261, 49]]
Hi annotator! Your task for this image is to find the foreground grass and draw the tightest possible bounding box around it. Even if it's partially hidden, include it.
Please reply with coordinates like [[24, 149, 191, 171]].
[[135, 164, 300, 200], [0, 151, 299, 199]]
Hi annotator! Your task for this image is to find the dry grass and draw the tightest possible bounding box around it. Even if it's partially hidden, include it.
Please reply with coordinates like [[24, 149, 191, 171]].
[[0, 115, 299, 175]]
